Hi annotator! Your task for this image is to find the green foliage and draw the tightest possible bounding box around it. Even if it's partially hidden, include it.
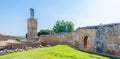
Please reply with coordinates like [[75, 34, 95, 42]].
[[53, 20, 74, 33], [38, 29, 55, 36], [25, 33, 27, 38], [0, 45, 114, 59], [16, 38, 20, 42]]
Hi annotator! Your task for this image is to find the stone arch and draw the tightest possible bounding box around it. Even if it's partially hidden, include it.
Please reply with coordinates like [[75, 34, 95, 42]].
[[82, 34, 91, 50]]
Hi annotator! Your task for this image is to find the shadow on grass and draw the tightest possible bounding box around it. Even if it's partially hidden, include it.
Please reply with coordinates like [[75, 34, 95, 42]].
[[74, 48, 120, 59]]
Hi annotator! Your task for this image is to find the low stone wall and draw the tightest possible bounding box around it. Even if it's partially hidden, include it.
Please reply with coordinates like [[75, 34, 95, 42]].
[[0, 42, 42, 55], [25, 42, 41, 48], [10, 43, 24, 49], [39, 32, 79, 48], [4, 42, 41, 50]]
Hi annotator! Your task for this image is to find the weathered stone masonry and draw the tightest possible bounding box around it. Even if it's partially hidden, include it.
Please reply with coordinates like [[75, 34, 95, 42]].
[[27, 8, 38, 41], [78, 23, 120, 55], [39, 23, 120, 56]]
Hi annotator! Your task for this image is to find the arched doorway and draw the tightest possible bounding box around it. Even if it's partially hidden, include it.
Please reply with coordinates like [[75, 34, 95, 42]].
[[83, 36, 91, 50]]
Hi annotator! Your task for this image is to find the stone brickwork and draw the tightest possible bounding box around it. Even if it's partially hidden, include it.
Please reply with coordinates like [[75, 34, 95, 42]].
[[77, 23, 120, 56], [39, 32, 79, 47], [0, 42, 42, 56], [38, 23, 120, 56], [4, 42, 41, 50], [75, 29, 96, 51], [27, 8, 38, 41]]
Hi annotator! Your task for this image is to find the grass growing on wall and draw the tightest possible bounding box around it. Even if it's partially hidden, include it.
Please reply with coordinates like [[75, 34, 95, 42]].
[[0, 45, 116, 59]]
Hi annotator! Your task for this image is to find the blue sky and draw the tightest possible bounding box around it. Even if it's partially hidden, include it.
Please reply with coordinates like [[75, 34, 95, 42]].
[[0, 0, 120, 36]]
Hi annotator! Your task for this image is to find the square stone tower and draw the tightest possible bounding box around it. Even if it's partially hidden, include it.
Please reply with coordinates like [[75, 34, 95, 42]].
[[27, 8, 38, 41]]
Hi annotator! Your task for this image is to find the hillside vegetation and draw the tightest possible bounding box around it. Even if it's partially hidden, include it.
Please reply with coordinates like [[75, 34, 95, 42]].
[[0, 45, 115, 59]]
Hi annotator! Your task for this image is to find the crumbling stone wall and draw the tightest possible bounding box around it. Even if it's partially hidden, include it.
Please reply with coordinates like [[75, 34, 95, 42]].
[[78, 23, 120, 56], [39, 32, 79, 47], [38, 29, 97, 52], [38, 23, 120, 56], [4, 42, 41, 50], [38, 29, 96, 50], [99, 24, 120, 55]]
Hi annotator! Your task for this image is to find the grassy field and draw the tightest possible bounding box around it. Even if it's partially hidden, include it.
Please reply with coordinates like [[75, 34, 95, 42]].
[[0, 45, 116, 59]]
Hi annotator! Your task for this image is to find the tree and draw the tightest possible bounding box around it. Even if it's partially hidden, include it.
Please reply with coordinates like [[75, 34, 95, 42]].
[[53, 20, 74, 33], [16, 38, 20, 42], [26, 33, 27, 38], [38, 29, 55, 36]]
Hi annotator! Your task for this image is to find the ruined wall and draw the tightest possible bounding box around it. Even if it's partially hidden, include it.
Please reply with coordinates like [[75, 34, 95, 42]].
[[80, 23, 120, 56], [39, 32, 79, 47], [38, 29, 96, 51], [95, 24, 120, 55], [5, 42, 41, 50], [38, 23, 120, 56]]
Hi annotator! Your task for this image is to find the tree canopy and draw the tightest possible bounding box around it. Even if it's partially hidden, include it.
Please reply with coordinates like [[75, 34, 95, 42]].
[[38, 29, 55, 36], [53, 20, 74, 33]]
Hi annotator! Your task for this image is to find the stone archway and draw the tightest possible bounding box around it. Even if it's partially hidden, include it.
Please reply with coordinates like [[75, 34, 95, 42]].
[[83, 36, 91, 50]]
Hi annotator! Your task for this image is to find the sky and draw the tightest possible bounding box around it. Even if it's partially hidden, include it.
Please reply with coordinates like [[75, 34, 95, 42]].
[[0, 0, 120, 36]]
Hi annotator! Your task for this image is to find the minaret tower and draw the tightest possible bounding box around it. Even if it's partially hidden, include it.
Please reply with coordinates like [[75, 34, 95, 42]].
[[27, 8, 38, 41]]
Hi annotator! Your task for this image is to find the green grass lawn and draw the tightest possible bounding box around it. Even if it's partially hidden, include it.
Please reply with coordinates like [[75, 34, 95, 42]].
[[0, 45, 116, 59]]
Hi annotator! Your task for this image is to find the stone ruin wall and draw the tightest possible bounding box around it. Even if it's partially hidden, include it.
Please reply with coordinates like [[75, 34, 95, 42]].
[[38, 23, 120, 56], [38, 29, 96, 51], [78, 23, 120, 56], [38, 32, 80, 48], [96, 24, 120, 55]]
